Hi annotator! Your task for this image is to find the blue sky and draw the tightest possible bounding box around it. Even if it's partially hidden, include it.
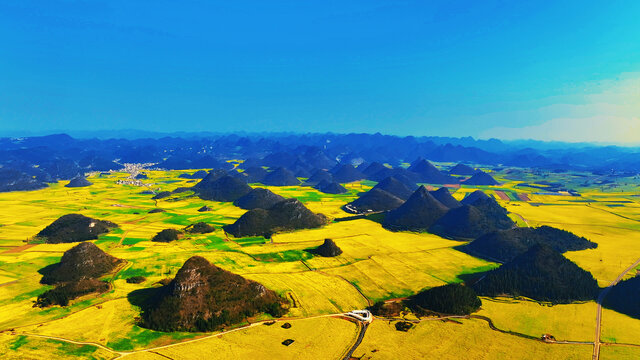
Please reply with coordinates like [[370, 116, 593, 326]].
[[1, 1, 639, 143]]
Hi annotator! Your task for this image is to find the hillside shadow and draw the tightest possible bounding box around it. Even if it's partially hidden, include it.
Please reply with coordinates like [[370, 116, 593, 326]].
[[365, 212, 386, 224], [302, 247, 319, 256], [453, 244, 502, 263], [37, 263, 59, 276], [457, 271, 490, 286], [127, 286, 164, 311], [37, 263, 60, 284], [127, 287, 165, 331]]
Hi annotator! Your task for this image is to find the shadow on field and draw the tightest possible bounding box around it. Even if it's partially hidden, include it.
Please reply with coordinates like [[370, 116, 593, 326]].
[[127, 286, 164, 310], [127, 286, 167, 330], [366, 212, 386, 224], [457, 271, 491, 287], [37, 263, 60, 281]]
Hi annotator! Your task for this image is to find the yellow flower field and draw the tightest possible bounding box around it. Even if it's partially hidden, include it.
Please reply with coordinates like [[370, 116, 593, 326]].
[[0, 167, 639, 358]]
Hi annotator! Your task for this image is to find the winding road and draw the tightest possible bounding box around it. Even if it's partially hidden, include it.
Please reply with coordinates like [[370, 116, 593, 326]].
[[13, 300, 640, 360], [592, 256, 640, 360], [342, 322, 369, 360], [13, 313, 352, 359], [15, 333, 126, 356]]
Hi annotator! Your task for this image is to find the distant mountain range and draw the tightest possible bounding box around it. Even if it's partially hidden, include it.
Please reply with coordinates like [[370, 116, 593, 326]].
[[1, 132, 639, 192]]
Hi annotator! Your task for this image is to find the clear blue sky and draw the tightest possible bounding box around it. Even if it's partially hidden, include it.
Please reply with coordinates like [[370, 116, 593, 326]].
[[1, 1, 639, 142]]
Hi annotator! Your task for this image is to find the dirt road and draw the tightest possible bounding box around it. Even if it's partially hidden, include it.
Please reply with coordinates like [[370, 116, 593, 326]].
[[592, 256, 640, 360], [342, 322, 369, 360]]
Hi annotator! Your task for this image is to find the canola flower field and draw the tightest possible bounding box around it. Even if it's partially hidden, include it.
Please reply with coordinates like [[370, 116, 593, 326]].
[[0, 165, 639, 359]]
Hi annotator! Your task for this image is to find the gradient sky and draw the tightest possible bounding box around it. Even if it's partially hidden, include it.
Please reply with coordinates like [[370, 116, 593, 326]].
[[1, 1, 639, 143]]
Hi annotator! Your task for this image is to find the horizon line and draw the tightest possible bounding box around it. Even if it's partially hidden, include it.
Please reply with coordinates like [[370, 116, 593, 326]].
[[1, 129, 640, 148]]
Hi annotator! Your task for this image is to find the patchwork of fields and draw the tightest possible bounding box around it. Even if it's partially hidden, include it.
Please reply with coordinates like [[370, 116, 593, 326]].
[[0, 166, 639, 359]]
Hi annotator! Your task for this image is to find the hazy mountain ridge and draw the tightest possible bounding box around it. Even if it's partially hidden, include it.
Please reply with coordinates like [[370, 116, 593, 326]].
[[1, 132, 639, 192]]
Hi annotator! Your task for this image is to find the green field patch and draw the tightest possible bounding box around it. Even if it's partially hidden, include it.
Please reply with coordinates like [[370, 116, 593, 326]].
[[163, 213, 196, 226], [204, 242, 232, 251], [9, 335, 28, 350], [71, 298, 101, 310], [215, 257, 238, 267], [359, 180, 377, 187], [505, 191, 520, 201], [207, 219, 237, 227], [38, 304, 73, 318], [198, 236, 233, 251], [13, 287, 51, 302], [234, 236, 268, 247], [508, 213, 528, 227], [95, 235, 121, 244], [46, 340, 98, 357], [122, 237, 146, 245], [125, 246, 146, 251], [106, 337, 134, 351], [14, 221, 37, 226], [117, 266, 154, 280], [461, 186, 515, 195], [107, 326, 171, 351], [170, 332, 198, 340], [328, 298, 341, 310], [459, 263, 499, 275], [181, 202, 210, 210], [387, 289, 415, 299], [454, 263, 500, 283], [27, 237, 47, 245], [107, 208, 146, 215], [371, 289, 415, 303], [292, 191, 326, 202], [252, 249, 314, 262]]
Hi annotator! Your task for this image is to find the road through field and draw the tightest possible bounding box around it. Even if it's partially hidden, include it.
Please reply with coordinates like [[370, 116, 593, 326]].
[[14, 313, 350, 359], [342, 322, 368, 360], [592, 256, 640, 360], [15, 307, 636, 360], [15, 333, 125, 356]]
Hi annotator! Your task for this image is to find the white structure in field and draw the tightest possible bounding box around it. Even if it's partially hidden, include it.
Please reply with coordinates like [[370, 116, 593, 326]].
[[347, 310, 373, 323]]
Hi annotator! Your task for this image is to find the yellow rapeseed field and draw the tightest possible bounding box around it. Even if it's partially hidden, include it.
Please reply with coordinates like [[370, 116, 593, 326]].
[[477, 297, 597, 341], [601, 308, 640, 345], [353, 318, 592, 360], [0, 333, 115, 360], [0, 168, 639, 358], [599, 345, 640, 360], [122, 317, 358, 360]]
